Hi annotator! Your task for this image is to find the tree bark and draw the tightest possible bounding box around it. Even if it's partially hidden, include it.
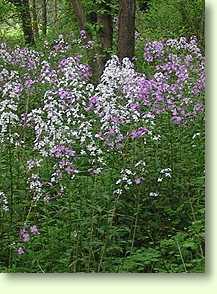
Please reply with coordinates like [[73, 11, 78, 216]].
[[69, 0, 114, 80], [97, 14, 113, 54], [31, 0, 39, 38], [97, 14, 113, 73], [42, 0, 47, 35], [19, 0, 35, 45], [117, 0, 136, 60]]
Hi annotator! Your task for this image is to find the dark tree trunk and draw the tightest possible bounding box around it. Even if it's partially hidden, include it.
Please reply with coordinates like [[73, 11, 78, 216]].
[[69, 0, 113, 81], [117, 0, 136, 60], [97, 14, 113, 54], [42, 0, 47, 35], [31, 0, 39, 38], [9, 0, 35, 45], [19, 0, 35, 45], [97, 14, 113, 74]]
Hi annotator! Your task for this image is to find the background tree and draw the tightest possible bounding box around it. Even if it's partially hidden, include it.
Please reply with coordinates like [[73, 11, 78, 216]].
[[53, 0, 58, 25], [1, 0, 205, 57], [118, 0, 136, 60], [69, 0, 88, 35], [31, 0, 39, 38], [42, 0, 47, 35], [8, 0, 35, 45], [68, 0, 114, 77], [96, 1, 114, 75]]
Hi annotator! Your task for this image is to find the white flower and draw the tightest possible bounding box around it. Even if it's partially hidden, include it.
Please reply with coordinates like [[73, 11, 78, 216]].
[[149, 192, 159, 197], [116, 179, 122, 185], [113, 189, 123, 195], [0, 192, 9, 212], [153, 134, 161, 141], [192, 132, 200, 139]]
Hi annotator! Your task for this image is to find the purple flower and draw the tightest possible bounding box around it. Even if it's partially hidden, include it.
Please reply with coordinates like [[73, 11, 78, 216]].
[[19, 228, 30, 243], [58, 88, 73, 101], [16, 247, 26, 255], [138, 78, 152, 102], [130, 127, 148, 139], [59, 160, 77, 175], [144, 40, 164, 62], [30, 225, 40, 236], [134, 177, 144, 185], [80, 30, 87, 39], [51, 145, 75, 158], [171, 116, 182, 124], [79, 64, 92, 79], [129, 103, 140, 111], [87, 95, 99, 110], [25, 79, 34, 88], [194, 103, 204, 113], [65, 165, 76, 175]]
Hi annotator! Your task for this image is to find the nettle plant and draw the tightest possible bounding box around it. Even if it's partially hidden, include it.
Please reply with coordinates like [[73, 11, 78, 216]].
[[0, 35, 204, 272]]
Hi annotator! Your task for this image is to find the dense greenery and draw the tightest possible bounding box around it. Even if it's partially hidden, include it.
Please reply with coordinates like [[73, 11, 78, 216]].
[[0, 0, 205, 273]]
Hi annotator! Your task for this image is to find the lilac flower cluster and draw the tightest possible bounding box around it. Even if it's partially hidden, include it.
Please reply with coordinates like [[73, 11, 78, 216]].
[[142, 36, 205, 124], [130, 127, 149, 139], [0, 43, 41, 70], [78, 30, 94, 49], [93, 56, 154, 148], [17, 225, 40, 255], [50, 34, 70, 55], [51, 144, 76, 158]]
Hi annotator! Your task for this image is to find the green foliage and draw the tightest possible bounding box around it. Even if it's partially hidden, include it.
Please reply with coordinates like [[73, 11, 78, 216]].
[[137, 0, 205, 45], [120, 220, 204, 273], [0, 0, 17, 23], [81, 0, 118, 16], [121, 248, 161, 272], [0, 0, 22, 44]]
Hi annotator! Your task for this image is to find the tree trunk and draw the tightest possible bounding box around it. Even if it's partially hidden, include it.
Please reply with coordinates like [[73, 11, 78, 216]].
[[117, 0, 136, 60], [97, 14, 113, 73], [42, 0, 47, 35], [69, 0, 113, 81], [97, 14, 113, 54], [9, 0, 35, 45], [31, 0, 39, 38], [19, 0, 35, 45]]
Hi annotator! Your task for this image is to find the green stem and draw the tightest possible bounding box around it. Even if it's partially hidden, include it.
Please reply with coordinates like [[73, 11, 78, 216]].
[[130, 197, 140, 255], [8, 127, 14, 269], [176, 238, 187, 272], [97, 183, 120, 272]]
